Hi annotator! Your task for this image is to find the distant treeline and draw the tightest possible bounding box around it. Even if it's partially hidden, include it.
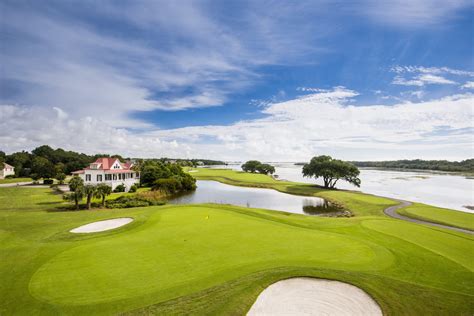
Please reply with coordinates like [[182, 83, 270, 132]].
[[0, 145, 227, 179], [295, 159, 474, 172], [350, 159, 474, 172], [157, 158, 226, 166]]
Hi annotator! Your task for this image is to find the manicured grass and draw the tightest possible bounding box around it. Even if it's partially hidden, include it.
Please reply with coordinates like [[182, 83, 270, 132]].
[[0, 177, 32, 184], [1, 180, 473, 315], [398, 203, 474, 231]]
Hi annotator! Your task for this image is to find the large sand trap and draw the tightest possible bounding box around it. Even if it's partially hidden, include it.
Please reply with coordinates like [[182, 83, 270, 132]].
[[247, 278, 382, 316], [70, 218, 133, 233]]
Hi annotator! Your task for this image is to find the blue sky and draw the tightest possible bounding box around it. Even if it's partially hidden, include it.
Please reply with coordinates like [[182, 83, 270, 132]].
[[1, 0, 473, 160]]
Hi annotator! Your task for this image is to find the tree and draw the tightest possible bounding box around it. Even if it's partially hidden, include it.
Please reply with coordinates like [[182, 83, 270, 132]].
[[68, 176, 85, 209], [302, 155, 361, 189], [55, 173, 66, 184], [256, 163, 275, 175], [242, 161, 275, 175], [83, 184, 97, 210], [31, 156, 55, 179], [95, 183, 112, 207], [241, 160, 262, 173]]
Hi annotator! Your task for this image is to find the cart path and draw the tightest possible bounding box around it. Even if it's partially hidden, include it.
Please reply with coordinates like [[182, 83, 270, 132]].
[[384, 200, 474, 235]]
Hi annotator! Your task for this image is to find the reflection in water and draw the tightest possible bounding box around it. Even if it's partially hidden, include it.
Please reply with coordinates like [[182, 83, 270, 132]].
[[302, 201, 349, 217], [168, 180, 347, 216]]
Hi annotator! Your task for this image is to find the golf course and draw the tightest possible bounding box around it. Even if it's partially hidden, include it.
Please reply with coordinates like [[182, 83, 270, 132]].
[[1, 168, 473, 315]]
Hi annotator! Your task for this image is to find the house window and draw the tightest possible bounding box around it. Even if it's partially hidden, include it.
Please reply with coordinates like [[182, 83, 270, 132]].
[[113, 174, 117, 180], [85, 174, 91, 181], [105, 174, 111, 181], [97, 175, 102, 182]]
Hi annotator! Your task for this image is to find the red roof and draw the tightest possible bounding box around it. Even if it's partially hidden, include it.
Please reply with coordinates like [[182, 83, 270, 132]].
[[94, 157, 119, 170], [71, 157, 134, 174]]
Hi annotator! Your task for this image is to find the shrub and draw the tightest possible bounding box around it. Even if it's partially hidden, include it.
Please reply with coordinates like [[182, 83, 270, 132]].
[[129, 184, 138, 193], [152, 178, 182, 194], [137, 190, 167, 202], [43, 179, 54, 185], [113, 183, 126, 192], [5, 175, 15, 179], [105, 195, 165, 209]]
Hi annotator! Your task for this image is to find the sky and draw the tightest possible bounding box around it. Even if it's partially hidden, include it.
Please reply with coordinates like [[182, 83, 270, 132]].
[[1, 0, 473, 161]]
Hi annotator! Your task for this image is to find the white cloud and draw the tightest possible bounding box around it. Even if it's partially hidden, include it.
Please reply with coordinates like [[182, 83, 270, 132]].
[[2, 88, 472, 160], [461, 81, 474, 89]]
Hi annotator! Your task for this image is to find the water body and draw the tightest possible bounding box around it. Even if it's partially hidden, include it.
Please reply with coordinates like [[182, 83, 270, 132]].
[[210, 163, 474, 213], [168, 180, 345, 216]]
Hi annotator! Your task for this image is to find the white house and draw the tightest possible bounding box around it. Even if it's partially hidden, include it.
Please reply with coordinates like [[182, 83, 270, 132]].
[[72, 157, 140, 191], [0, 163, 15, 179]]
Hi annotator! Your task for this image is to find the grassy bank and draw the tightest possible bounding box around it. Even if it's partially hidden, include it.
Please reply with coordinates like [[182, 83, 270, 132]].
[[398, 203, 474, 231], [0, 177, 32, 184], [1, 179, 473, 314]]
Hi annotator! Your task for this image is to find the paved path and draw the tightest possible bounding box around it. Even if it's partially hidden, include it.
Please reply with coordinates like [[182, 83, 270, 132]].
[[384, 200, 474, 235]]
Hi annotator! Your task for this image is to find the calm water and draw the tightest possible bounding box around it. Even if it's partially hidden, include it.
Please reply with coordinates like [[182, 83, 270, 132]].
[[207, 164, 474, 213], [168, 180, 344, 216]]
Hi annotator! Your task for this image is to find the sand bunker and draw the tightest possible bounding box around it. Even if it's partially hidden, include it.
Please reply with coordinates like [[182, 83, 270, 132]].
[[247, 278, 382, 316], [70, 218, 133, 233]]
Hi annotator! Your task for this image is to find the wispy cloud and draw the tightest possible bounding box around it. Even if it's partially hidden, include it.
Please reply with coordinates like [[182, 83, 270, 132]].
[[360, 0, 472, 27], [391, 65, 473, 87], [0, 0, 330, 128]]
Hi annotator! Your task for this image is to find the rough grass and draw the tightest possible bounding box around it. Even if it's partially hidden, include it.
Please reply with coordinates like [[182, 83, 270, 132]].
[[1, 179, 473, 315]]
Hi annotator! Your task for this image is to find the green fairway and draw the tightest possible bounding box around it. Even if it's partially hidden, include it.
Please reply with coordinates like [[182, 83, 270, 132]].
[[397, 203, 474, 231], [1, 175, 473, 315]]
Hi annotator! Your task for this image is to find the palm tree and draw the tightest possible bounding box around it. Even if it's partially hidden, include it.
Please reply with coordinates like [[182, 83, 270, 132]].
[[68, 176, 84, 209], [63, 189, 84, 210], [83, 184, 97, 210], [95, 183, 112, 207]]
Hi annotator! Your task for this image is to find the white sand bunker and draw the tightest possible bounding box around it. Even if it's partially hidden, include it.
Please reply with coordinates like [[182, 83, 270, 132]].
[[70, 218, 133, 233], [248, 278, 382, 316]]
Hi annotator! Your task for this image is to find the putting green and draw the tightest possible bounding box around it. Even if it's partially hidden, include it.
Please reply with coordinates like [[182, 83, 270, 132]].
[[29, 206, 386, 305]]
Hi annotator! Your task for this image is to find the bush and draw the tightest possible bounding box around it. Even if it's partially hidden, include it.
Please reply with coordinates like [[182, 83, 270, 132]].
[[43, 179, 54, 185], [152, 178, 182, 194], [105, 195, 165, 209], [113, 183, 126, 192], [5, 175, 15, 179], [129, 184, 137, 193]]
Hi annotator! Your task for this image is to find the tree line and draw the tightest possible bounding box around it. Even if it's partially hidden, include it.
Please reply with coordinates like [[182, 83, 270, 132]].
[[0, 144, 227, 180], [0, 145, 126, 181], [350, 159, 474, 172]]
